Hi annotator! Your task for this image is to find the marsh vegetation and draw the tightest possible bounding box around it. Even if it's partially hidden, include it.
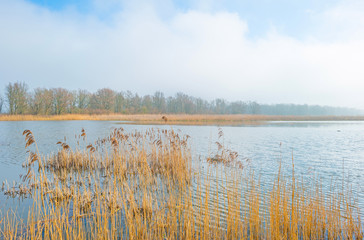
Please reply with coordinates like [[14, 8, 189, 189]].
[[0, 128, 362, 239], [2, 113, 364, 125]]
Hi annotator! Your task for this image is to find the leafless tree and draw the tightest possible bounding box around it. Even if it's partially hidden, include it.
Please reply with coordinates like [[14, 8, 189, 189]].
[[76, 89, 90, 111], [248, 101, 260, 114], [52, 88, 72, 115], [2, 82, 362, 116], [93, 88, 116, 112], [114, 92, 125, 113], [28, 88, 54, 115], [6, 82, 28, 114], [153, 91, 166, 113], [0, 94, 4, 113]]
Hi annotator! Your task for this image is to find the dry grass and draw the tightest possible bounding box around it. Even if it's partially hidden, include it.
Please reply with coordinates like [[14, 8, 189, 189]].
[[0, 128, 362, 239], [1, 114, 364, 125]]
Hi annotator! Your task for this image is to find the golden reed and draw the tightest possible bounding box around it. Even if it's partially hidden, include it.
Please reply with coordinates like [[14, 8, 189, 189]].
[[1, 114, 364, 125], [0, 128, 362, 239]]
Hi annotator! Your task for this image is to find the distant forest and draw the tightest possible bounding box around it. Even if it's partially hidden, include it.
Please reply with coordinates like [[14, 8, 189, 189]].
[[0, 82, 362, 116]]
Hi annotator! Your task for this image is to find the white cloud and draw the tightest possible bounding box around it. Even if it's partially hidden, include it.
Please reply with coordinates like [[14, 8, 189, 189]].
[[309, 0, 364, 41], [0, 0, 364, 108]]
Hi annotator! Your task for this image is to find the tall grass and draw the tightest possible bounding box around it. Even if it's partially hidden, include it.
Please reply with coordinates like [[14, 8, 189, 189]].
[[0, 128, 362, 239]]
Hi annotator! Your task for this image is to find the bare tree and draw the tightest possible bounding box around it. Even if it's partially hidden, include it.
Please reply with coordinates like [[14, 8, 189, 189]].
[[195, 98, 210, 114], [130, 93, 142, 113], [76, 89, 90, 111], [94, 88, 116, 112], [153, 91, 166, 113], [69, 90, 77, 113], [5, 82, 362, 116], [28, 88, 54, 115], [142, 95, 153, 113], [230, 101, 247, 114], [114, 92, 125, 113], [42, 89, 54, 115], [6, 82, 28, 114], [213, 98, 227, 114], [29, 88, 43, 114], [248, 101, 260, 114], [52, 88, 72, 115], [0, 94, 4, 113]]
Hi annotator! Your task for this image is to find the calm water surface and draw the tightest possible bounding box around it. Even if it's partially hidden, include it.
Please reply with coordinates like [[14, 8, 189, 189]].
[[1, 120, 364, 220]]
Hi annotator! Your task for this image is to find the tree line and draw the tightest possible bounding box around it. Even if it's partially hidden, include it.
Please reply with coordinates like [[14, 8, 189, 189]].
[[0, 82, 361, 116]]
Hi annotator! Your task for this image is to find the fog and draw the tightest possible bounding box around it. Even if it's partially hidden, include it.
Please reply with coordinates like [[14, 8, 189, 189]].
[[1, 0, 364, 109]]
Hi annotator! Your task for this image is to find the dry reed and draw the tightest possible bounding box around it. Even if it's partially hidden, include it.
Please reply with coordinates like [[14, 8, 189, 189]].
[[0, 128, 362, 239], [1, 114, 364, 125]]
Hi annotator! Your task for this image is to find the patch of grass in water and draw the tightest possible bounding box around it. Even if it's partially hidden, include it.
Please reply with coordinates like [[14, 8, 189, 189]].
[[0, 128, 362, 239]]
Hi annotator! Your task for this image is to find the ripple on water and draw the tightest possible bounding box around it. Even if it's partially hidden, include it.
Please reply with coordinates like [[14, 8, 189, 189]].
[[0, 121, 364, 225]]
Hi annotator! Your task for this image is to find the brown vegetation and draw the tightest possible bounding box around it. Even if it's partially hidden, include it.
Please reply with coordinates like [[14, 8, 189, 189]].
[[1, 113, 364, 125], [0, 128, 362, 239]]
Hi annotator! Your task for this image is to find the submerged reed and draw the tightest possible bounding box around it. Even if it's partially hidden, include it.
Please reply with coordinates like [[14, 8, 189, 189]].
[[0, 128, 362, 239]]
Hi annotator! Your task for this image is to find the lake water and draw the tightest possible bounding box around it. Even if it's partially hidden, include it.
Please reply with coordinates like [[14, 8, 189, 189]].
[[1, 120, 364, 223]]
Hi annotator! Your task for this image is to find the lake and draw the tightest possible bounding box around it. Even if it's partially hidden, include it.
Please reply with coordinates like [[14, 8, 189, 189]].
[[1, 120, 364, 227]]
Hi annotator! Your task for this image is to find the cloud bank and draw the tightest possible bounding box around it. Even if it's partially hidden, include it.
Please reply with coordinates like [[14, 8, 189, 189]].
[[0, 0, 364, 108]]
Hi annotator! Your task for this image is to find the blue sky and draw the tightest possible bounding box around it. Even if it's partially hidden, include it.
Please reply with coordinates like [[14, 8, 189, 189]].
[[1, 0, 364, 108], [26, 0, 339, 39]]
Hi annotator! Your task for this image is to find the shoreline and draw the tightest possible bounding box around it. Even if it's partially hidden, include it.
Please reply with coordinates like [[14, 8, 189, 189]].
[[1, 114, 364, 125]]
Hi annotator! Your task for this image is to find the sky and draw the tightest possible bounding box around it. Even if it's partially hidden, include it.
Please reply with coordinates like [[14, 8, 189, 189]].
[[0, 0, 364, 108]]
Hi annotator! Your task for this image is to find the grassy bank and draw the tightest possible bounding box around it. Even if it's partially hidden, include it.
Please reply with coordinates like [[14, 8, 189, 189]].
[[1, 114, 364, 125], [0, 128, 362, 239]]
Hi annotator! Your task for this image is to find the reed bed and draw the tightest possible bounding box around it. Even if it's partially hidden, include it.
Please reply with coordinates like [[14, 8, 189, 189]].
[[0, 128, 362, 239], [1, 114, 364, 125]]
